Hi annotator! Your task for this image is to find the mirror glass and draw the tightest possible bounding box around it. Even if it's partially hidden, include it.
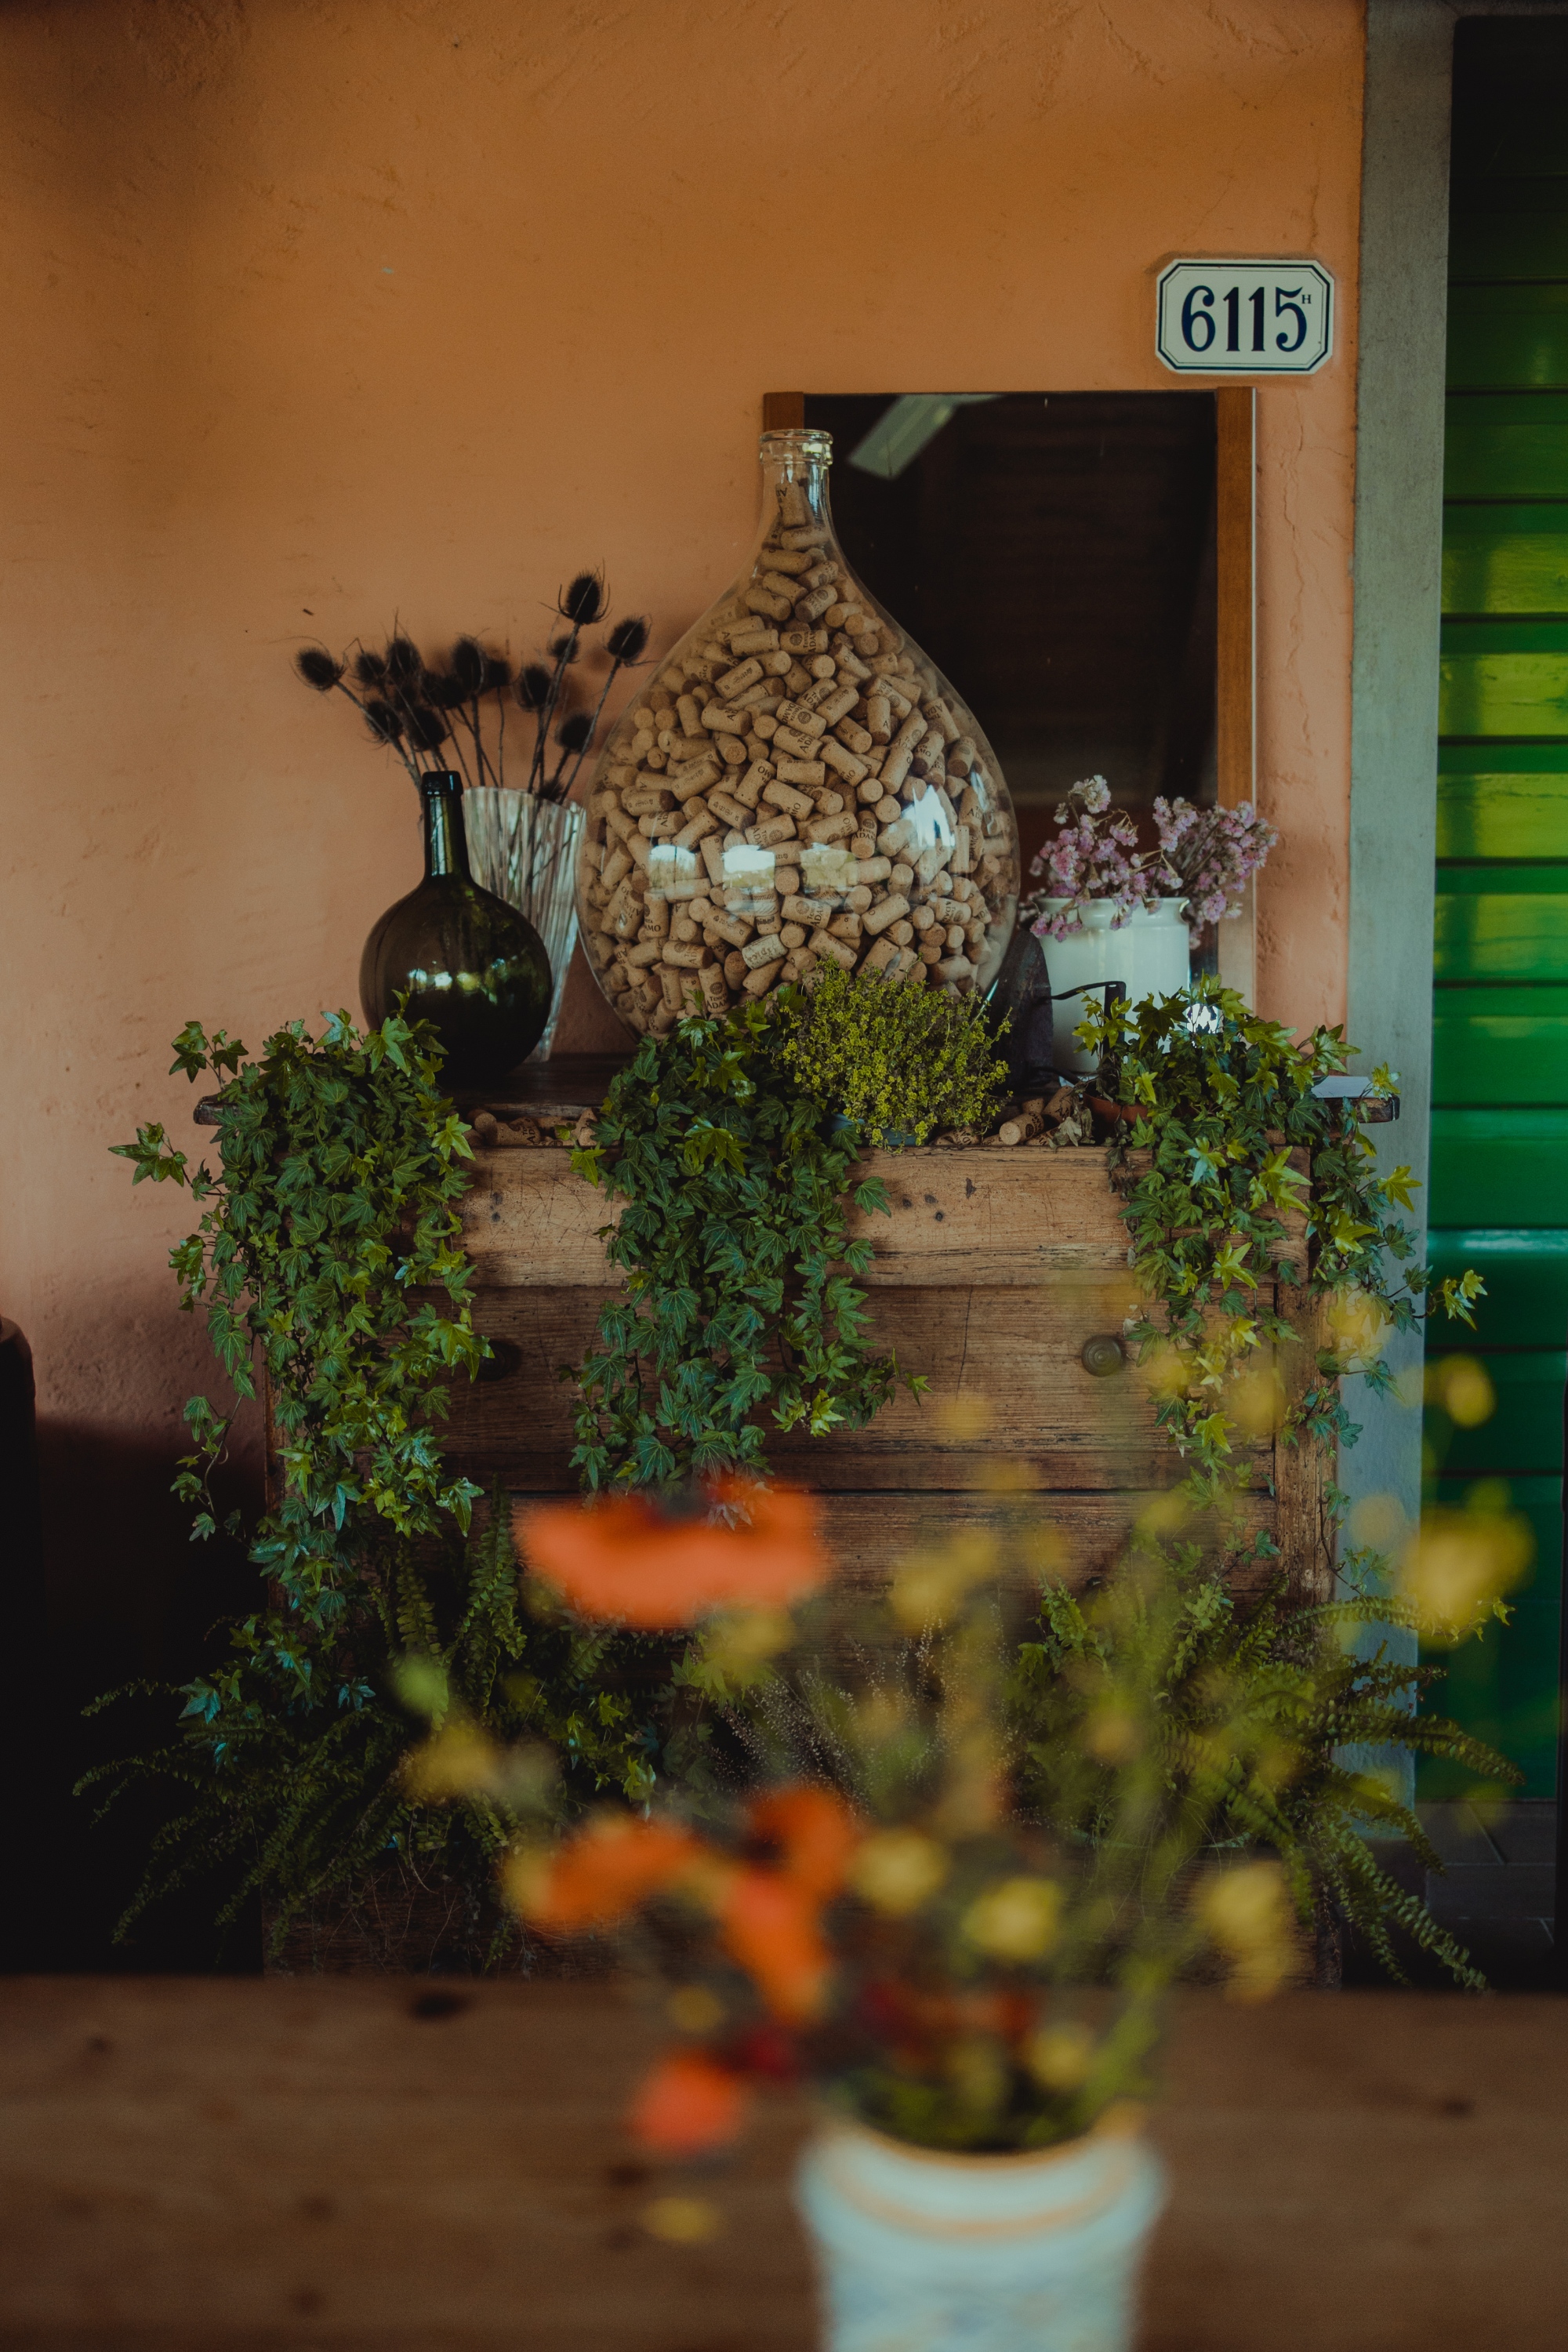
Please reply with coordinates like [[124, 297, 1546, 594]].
[[802, 391, 1220, 878]]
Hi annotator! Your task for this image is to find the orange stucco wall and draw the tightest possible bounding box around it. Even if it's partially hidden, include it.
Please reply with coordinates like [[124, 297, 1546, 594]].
[[0, 0, 1365, 1638]]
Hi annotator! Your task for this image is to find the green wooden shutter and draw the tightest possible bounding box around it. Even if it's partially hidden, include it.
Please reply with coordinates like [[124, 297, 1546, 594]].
[[1425, 23, 1568, 1796]]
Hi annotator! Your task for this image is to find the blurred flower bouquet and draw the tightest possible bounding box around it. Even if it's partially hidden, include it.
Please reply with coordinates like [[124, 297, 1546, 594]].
[[404, 1482, 1305, 2351]]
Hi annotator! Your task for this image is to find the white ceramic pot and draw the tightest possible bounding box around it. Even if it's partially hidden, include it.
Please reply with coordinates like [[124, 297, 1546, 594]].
[[462, 788, 584, 1060], [797, 2119, 1165, 2352], [1033, 898, 1191, 1075]]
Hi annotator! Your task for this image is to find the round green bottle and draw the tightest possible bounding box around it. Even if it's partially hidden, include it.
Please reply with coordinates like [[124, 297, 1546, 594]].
[[360, 771, 553, 1086]]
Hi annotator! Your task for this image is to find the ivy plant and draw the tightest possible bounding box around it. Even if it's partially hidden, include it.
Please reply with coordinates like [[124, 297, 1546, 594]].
[[112, 1010, 485, 1666], [98, 1012, 665, 1951], [1079, 978, 1483, 1509], [571, 996, 924, 1489]]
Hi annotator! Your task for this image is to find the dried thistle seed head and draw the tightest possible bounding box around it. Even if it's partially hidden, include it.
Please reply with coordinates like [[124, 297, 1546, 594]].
[[514, 662, 553, 710], [295, 645, 345, 690], [555, 710, 593, 753], [404, 706, 449, 752], [383, 634, 424, 687], [607, 615, 650, 664], [353, 648, 387, 687], [362, 697, 403, 743], [450, 635, 488, 695], [483, 653, 513, 693], [559, 570, 606, 626], [547, 631, 582, 664], [422, 670, 467, 711]]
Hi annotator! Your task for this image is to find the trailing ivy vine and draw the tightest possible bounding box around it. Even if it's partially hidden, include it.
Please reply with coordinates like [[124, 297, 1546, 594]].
[[571, 996, 924, 1489], [97, 1012, 665, 1949], [114, 1011, 485, 1675], [1079, 978, 1482, 1511]]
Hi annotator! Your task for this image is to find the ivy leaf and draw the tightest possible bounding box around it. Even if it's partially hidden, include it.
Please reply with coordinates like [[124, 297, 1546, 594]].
[[1381, 1163, 1418, 1212]]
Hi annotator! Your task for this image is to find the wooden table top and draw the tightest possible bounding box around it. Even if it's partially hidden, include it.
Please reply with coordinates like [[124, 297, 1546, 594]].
[[2, 1978, 1563, 2350]]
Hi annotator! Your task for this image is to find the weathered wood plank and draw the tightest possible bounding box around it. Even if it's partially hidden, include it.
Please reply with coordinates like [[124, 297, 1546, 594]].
[[441, 1281, 1277, 1498], [504, 1486, 1279, 1596], [459, 1145, 1140, 1287], [2, 1978, 1564, 2351], [460, 1138, 1147, 1289], [459, 1144, 1305, 1289]]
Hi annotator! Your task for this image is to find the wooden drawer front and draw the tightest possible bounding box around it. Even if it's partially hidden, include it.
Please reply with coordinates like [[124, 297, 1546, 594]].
[[459, 1145, 1304, 1290], [428, 1143, 1325, 1602], [441, 1279, 1276, 1501], [498, 1486, 1281, 1598], [459, 1147, 1137, 1290]]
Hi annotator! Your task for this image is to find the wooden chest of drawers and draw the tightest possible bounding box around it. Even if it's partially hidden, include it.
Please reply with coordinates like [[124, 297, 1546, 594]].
[[440, 1143, 1327, 1599]]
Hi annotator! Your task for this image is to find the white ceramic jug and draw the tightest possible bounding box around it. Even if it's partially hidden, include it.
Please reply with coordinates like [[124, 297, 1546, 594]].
[[1031, 899, 1191, 1074]]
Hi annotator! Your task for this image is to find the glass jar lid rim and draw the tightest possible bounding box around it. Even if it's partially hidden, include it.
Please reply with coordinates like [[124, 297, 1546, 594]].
[[759, 426, 833, 463]]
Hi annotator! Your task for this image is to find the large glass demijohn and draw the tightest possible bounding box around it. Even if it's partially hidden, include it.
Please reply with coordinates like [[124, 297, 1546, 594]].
[[575, 429, 1019, 1036]]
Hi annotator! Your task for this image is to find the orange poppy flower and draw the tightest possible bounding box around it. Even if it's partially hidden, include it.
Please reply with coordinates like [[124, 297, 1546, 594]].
[[630, 2050, 750, 2153], [748, 1784, 862, 1898], [516, 1479, 826, 1629], [719, 1867, 834, 2024], [516, 1816, 703, 1933]]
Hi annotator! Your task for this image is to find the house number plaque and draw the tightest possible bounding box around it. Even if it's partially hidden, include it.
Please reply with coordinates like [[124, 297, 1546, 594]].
[[1156, 258, 1334, 376]]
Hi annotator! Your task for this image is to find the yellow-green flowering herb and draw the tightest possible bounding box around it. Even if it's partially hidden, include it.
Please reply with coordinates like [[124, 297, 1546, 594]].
[[774, 964, 1009, 1147]]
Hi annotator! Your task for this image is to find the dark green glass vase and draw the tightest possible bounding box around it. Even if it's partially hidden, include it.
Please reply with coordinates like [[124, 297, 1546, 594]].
[[360, 772, 553, 1087]]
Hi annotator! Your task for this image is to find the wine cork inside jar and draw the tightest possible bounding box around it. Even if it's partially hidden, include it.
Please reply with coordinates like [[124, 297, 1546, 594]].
[[575, 430, 1020, 1037]]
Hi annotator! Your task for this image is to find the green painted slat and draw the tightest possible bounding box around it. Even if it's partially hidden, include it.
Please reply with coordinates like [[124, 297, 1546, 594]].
[[1428, 1229, 1568, 1348], [1438, 863, 1568, 893], [1447, 283, 1568, 388], [1417, 1630, 1559, 1799], [1443, 504, 1568, 612], [1442, 619, 1568, 652], [1426, 1348, 1566, 1474], [1444, 393, 1568, 498], [1437, 750, 1568, 855], [1450, 53, 1568, 183], [1438, 651, 1568, 737], [1417, 1477, 1562, 1798], [1450, 198, 1568, 282], [1432, 985, 1568, 1102], [1428, 1108, 1568, 1225], [1433, 60, 1568, 1792], [1433, 877, 1568, 980]]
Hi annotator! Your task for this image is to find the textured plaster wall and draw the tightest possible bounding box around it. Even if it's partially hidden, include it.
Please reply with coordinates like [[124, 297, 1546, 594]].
[[0, 0, 1365, 1643]]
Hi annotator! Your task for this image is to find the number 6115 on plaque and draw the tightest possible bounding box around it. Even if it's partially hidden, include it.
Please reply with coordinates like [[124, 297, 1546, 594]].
[[1156, 259, 1334, 376]]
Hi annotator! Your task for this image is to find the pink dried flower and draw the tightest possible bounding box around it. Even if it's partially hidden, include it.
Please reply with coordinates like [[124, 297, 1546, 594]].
[[1153, 797, 1278, 932], [1022, 776, 1178, 942]]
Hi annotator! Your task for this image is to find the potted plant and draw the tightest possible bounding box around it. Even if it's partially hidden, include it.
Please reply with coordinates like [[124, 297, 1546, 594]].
[[1020, 780, 1276, 1072], [405, 1483, 1306, 2352]]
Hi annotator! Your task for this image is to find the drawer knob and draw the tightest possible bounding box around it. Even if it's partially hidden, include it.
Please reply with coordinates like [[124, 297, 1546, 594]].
[[1080, 1334, 1126, 1378], [476, 1337, 523, 1385]]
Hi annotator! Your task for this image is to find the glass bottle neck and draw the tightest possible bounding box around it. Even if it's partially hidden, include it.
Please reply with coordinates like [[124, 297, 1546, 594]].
[[757, 428, 834, 541], [420, 773, 472, 881]]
